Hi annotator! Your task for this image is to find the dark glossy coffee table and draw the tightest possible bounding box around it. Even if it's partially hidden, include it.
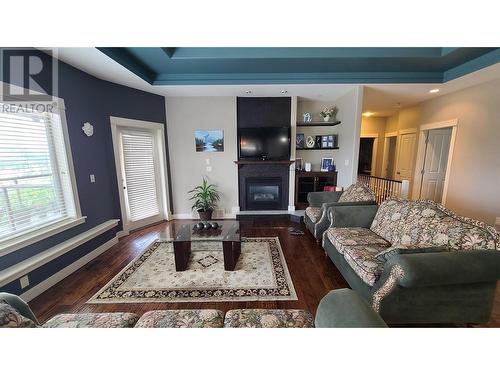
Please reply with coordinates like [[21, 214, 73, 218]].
[[171, 221, 241, 271]]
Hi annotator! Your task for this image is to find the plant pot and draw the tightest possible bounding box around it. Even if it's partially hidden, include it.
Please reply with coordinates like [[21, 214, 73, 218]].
[[323, 115, 330, 122], [198, 209, 213, 221]]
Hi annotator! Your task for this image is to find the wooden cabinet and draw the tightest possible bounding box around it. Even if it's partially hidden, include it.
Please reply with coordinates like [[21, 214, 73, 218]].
[[295, 171, 338, 209]]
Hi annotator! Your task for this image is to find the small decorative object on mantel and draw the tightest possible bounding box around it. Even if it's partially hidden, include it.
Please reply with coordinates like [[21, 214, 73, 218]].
[[305, 136, 315, 148], [321, 158, 334, 172], [82, 122, 94, 137], [302, 112, 312, 123], [320, 106, 338, 122], [188, 177, 220, 221], [304, 162, 312, 172]]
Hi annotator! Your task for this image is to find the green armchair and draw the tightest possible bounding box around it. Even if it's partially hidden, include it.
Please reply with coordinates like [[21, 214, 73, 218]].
[[304, 182, 377, 241]]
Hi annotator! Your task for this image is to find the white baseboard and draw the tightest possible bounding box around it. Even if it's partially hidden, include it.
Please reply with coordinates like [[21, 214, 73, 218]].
[[20, 235, 119, 302], [173, 211, 238, 220], [116, 230, 129, 238]]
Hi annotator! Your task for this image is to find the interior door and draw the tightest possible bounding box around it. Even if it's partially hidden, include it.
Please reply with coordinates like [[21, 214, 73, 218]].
[[395, 132, 417, 182], [419, 128, 452, 202], [118, 127, 164, 231]]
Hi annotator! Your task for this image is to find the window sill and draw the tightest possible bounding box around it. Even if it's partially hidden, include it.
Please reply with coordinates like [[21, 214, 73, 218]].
[[0, 217, 87, 256]]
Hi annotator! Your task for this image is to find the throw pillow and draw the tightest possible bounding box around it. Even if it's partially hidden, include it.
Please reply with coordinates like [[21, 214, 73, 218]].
[[0, 300, 37, 328], [375, 244, 450, 262], [338, 182, 376, 203]]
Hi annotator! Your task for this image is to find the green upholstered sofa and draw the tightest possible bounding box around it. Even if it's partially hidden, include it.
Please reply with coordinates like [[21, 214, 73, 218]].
[[304, 182, 377, 241], [322, 197, 500, 324]]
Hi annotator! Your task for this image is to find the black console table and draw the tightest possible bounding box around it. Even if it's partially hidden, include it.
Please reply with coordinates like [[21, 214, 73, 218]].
[[295, 171, 338, 210]]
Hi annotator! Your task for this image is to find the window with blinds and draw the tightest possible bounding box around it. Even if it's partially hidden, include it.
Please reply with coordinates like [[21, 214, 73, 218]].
[[121, 130, 160, 222], [0, 105, 79, 246]]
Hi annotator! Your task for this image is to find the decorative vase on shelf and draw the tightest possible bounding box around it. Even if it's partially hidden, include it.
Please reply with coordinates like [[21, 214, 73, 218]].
[[323, 116, 330, 122]]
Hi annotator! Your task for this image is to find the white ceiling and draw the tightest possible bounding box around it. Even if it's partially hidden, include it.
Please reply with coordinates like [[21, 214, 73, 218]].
[[55, 48, 500, 115]]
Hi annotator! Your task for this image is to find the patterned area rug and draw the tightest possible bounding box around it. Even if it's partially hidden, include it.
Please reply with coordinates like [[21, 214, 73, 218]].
[[88, 237, 297, 303]]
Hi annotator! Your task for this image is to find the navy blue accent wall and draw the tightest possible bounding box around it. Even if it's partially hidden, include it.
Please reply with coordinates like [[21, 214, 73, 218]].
[[0, 50, 166, 295]]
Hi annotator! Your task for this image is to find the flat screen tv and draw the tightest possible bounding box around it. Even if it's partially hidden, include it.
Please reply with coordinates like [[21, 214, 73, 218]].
[[238, 127, 290, 160]]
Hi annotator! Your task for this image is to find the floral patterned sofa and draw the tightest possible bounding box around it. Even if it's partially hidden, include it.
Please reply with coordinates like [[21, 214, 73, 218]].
[[304, 182, 377, 241], [0, 293, 315, 328], [322, 197, 500, 324]]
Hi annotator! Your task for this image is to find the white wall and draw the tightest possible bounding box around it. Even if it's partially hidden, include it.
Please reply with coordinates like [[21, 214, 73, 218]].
[[166, 97, 239, 217], [336, 86, 363, 187], [418, 79, 500, 224]]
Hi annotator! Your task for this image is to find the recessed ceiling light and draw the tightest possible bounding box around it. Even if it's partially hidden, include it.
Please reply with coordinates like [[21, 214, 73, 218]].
[[429, 88, 440, 93], [245, 90, 252, 94], [362, 112, 373, 117], [281, 90, 288, 94]]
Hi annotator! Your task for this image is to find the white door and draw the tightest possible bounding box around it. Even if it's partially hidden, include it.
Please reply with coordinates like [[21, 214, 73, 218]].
[[395, 132, 417, 181], [118, 127, 164, 231], [419, 128, 452, 202]]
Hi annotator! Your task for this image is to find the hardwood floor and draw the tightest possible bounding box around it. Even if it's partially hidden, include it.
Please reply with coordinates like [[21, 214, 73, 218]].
[[28, 218, 500, 327]]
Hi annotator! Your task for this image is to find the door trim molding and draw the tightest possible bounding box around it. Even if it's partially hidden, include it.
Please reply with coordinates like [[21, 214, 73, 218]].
[[110, 117, 170, 234], [412, 119, 459, 204]]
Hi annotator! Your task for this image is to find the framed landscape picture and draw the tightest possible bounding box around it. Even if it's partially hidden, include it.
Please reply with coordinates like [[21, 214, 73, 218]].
[[195, 130, 224, 152]]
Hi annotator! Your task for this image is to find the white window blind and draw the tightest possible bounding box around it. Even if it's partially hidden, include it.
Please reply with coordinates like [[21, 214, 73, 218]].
[[0, 106, 78, 244], [121, 130, 160, 222]]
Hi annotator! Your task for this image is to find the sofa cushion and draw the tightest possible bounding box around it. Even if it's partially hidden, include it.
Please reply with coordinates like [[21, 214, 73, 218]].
[[338, 182, 375, 203], [374, 244, 450, 262], [342, 244, 388, 286], [134, 309, 224, 328], [370, 198, 412, 243], [224, 309, 314, 328], [326, 227, 390, 254], [0, 301, 37, 328], [305, 206, 321, 223], [42, 312, 139, 328]]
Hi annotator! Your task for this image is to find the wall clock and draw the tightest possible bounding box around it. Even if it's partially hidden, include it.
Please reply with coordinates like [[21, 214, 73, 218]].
[[306, 136, 315, 148]]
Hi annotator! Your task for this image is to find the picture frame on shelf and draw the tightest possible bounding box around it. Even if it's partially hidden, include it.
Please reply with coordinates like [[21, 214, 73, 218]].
[[315, 135, 322, 148], [295, 158, 303, 171], [296, 133, 305, 148], [321, 158, 334, 172], [321, 135, 329, 148]]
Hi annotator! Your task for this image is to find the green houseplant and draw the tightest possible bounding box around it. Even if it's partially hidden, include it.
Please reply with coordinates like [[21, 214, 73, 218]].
[[188, 177, 220, 220]]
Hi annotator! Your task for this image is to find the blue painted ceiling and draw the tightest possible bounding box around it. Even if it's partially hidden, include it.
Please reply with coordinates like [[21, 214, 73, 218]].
[[97, 47, 500, 85]]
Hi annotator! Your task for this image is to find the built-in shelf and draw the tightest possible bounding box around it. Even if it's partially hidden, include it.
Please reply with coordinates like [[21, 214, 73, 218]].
[[296, 120, 341, 127], [296, 147, 339, 151], [234, 160, 294, 165]]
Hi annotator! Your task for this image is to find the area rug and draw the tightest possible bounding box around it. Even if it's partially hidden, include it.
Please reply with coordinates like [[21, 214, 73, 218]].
[[88, 237, 297, 303]]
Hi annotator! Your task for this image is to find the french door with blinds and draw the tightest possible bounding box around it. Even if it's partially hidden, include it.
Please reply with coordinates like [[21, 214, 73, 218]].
[[113, 119, 167, 232]]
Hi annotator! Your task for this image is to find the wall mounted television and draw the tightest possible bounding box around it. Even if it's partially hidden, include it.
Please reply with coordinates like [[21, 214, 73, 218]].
[[238, 127, 291, 160]]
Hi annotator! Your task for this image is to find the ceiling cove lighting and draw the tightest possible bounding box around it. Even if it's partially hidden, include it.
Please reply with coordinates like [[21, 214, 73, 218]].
[[429, 88, 440, 93], [362, 112, 373, 117]]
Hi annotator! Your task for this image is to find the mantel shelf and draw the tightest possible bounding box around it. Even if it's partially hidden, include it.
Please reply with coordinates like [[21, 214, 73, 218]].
[[296, 147, 339, 151], [234, 160, 294, 165], [296, 120, 341, 127]]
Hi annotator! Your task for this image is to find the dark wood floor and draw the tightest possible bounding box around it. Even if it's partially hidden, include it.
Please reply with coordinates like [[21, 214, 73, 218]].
[[29, 218, 500, 327]]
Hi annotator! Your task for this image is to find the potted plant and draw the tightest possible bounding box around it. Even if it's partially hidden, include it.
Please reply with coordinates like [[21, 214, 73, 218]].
[[188, 177, 220, 220], [320, 106, 338, 122]]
